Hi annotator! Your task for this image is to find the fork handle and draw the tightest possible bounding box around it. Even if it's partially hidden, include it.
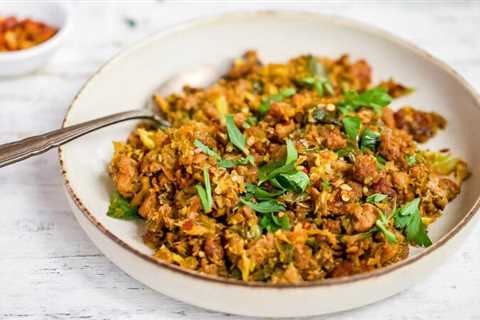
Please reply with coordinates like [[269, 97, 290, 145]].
[[0, 109, 155, 168]]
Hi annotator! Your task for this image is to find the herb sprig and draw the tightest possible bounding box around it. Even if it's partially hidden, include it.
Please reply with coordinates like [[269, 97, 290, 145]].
[[258, 139, 300, 185], [194, 139, 254, 168], [240, 198, 285, 213], [360, 128, 381, 151], [299, 56, 334, 97], [195, 167, 213, 213], [226, 114, 248, 154], [394, 198, 432, 247], [107, 191, 139, 220], [260, 212, 290, 233], [342, 116, 361, 143], [259, 88, 297, 114], [339, 87, 392, 115]]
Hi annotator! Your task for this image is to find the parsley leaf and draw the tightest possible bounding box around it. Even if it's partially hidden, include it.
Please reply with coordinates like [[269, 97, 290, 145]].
[[243, 116, 258, 129], [258, 139, 298, 185], [194, 139, 222, 161], [300, 77, 334, 97], [260, 212, 290, 233], [339, 87, 392, 115], [107, 191, 139, 220], [218, 155, 255, 168], [342, 116, 361, 143], [195, 167, 213, 213], [276, 171, 310, 193], [259, 87, 296, 114], [360, 128, 381, 151], [245, 183, 285, 200], [258, 161, 296, 185], [394, 198, 432, 247], [225, 114, 247, 154], [300, 56, 335, 97], [240, 198, 285, 213], [374, 210, 397, 243], [376, 155, 387, 169], [337, 146, 356, 163], [322, 180, 332, 191], [375, 220, 397, 243], [366, 193, 388, 203], [406, 154, 417, 166], [285, 139, 298, 165], [195, 139, 254, 168]]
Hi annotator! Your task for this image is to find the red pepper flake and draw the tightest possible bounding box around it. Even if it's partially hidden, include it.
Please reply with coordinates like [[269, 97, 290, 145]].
[[182, 219, 193, 231]]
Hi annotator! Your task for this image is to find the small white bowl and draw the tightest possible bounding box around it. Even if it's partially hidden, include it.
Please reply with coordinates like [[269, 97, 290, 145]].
[[0, 2, 71, 76]]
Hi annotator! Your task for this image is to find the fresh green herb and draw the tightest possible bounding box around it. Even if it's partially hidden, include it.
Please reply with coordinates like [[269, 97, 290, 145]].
[[243, 116, 258, 129], [360, 128, 381, 151], [300, 56, 334, 97], [276, 171, 310, 193], [258, 161, 296, 185], [260, 212, 290, 233], [366, 193, 388, 203], [195, 167, 213, 213], [310, 106, 341, 125], [245, 183, 285, 199], [194, 139, 222, 161], [195, 139, 254, 168], [339, 87, 392, 115], [375, 211, 397, 244], [337, 147, 356, 163], [321, 180, 332, 191], [218, 155, 255, 168], [300, 77, 334, 97], [240, 198, 286, 213], [376, 155, 387, 169], [259, 87, 297, 114], [342, 116, 361, 143], [258, 139, 298, 185], [406, 154, 417, 166], [225, 114, 247, 154], [285, 139, 298, 165], [107, 191, 139, 220], [394, 198, 432, 247]]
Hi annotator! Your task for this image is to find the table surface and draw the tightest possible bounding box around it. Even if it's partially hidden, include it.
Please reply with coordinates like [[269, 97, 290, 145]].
[[1, 1, 479, 319]]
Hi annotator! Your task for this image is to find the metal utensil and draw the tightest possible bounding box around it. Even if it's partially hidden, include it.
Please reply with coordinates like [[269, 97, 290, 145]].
[[0, 64, 227, 168]]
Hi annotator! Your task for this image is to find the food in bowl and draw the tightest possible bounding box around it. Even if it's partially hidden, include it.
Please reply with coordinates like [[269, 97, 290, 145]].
[[106, 51, 469, 283], [0, 16, 57, 52]]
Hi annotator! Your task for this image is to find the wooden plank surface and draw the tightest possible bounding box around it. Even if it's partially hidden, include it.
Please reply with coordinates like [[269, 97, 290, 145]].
[[0, 1, 479, 319]]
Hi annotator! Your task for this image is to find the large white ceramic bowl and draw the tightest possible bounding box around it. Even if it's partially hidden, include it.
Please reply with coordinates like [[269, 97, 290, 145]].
[[59, 11, 480, 318], [0, 2, 71, 76]]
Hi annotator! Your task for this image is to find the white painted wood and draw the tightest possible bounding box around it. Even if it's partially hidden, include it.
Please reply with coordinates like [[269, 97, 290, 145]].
[[0, 1, 479, 319]]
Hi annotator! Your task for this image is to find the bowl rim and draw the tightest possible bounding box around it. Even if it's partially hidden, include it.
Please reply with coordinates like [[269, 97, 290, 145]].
[[59, 9, 480, 289], [0, 1, 71, 61]]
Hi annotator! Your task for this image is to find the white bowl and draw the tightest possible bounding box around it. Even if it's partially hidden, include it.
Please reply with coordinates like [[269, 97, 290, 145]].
[[59, 11, 480, 318], [0, 1, 71, 76]]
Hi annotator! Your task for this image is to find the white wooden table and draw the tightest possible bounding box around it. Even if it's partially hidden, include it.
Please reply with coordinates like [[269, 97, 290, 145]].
[[1, 1, 479, 319]]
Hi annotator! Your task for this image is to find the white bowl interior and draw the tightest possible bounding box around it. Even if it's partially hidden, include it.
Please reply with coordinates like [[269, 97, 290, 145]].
[[62, 12, 480, 264]]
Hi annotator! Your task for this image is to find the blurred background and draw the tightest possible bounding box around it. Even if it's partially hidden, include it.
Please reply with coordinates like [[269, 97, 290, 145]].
[[0, 1, 479, 319]]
